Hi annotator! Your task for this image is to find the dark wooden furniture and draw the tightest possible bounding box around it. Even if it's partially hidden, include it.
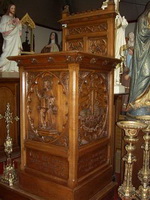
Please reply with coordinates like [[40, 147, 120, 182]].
[[9, 51, 120, 200], [0, 77, 20, 162], [60, 2, 116, 57]]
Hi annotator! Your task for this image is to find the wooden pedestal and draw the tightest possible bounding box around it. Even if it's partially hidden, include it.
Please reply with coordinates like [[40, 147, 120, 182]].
[[10, 52, 120, 200]]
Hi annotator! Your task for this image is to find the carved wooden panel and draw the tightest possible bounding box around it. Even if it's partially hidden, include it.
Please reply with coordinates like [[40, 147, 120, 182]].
[[88, 37, 108, 55], [66, 39, 84, 51], [61, 3, 116, 57], [68, 23, 107, 35], [78, 72, 108, 146], [78, 145, 108, 178], [26, 71, 69, 147], [26, 148, 69, 181]]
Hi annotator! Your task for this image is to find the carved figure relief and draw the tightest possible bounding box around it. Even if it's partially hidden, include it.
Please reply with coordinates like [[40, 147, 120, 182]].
[[89, 37, 107, 55], [78, 72, 108, 145], [35, 79, 57, 130], [26, 72, 69, 146]]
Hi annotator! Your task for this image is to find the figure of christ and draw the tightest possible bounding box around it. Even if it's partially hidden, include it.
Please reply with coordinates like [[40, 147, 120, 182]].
[[0, 4, 22, 72]]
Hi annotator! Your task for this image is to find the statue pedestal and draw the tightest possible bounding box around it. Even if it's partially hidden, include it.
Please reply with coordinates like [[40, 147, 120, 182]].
[[114, 84, 125, 94]]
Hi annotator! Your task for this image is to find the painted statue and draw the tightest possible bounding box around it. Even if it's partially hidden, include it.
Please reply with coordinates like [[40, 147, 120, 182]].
[[0, 4, 22, 72], [41, 32, 59, 53], [114, 14, 128, 85], [128, 2, 150, 112]]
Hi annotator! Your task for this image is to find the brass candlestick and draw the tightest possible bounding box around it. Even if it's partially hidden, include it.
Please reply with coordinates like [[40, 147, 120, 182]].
[[0, 103, 19, 186], [135, 115, 150, 200], [117, 120, 147, 200]]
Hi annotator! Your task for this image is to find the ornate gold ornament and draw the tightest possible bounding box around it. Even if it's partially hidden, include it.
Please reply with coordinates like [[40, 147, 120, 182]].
[[20, 13, 36, 53], [0, 103, 19, 186], [117, 120, 147, 199], [135, 115, 150, 200]]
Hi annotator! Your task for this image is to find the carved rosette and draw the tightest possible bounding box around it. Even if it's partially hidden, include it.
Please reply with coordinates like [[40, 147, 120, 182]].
[[26, 71, 69, 147], [89, 37, 107, 55], [78, 72, 108, 145], [67, 39, 84, 51]]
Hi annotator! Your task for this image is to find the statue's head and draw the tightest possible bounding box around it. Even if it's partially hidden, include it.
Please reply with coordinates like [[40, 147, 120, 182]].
[[48, 32, 58, 45], [6, 4, 16, 16]]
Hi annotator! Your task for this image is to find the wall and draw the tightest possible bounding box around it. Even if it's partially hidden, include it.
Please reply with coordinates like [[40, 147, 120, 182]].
[[12, 0, 63, 30]]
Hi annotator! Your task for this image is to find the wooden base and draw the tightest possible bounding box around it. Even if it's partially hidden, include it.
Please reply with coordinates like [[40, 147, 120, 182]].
[[19, 169, 116, 200], [0, 180, 116, 200]]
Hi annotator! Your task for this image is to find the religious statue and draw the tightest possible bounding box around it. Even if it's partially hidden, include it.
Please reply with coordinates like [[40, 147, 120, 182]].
[[127, 2, 150, 116], [124, 32, 134, 80], [41, 32, 60, 53], [114, 13, 128, 90], [0, 4, 22, 72], [101, 0, 120, 12], [114, 0, 120, 13]]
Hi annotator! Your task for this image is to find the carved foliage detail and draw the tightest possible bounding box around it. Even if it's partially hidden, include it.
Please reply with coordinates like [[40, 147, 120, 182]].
[[67, 39, 84, 51], [89, 37, 107, 55], [78, 72, 108, 145], [26, 149, 69, 180], [68, 23, 107, 35], [27, 71, 69, 146], [78, 146, 108, 178]]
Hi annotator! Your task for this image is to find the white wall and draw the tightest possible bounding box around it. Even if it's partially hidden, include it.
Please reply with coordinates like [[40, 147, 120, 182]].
[[21, 25, 62, 53]]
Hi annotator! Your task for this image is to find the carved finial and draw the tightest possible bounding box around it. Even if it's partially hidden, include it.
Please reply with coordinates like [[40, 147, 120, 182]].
[[21, 13, 36, 29], [63, 5, 70, 14]]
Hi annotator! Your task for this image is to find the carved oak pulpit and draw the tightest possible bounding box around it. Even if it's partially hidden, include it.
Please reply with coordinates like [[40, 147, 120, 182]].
[[9, 52, 120, 200], [60, 2, 116, 57]]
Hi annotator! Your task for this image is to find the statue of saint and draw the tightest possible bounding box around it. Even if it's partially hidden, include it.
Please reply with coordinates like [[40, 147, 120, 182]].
[[127, 2, 150, 113], [114, 14, 128, 86], [41, 32, 60, 53], [0, 4, 22, 72], [124, 32, 135, 80]]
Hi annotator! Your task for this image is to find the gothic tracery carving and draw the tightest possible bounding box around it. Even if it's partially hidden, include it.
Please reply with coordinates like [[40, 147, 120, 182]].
[[67, 40, 84, 51], [89, 38, 107, 55]]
